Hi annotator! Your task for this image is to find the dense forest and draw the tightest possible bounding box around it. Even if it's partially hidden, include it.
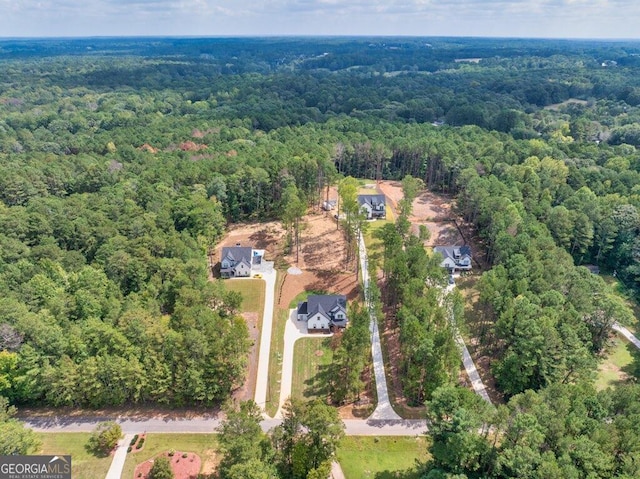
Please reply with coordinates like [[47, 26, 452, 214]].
[[1, 36, 640, 477]]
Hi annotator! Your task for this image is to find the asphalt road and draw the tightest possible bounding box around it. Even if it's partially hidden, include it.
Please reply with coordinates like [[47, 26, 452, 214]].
[[22, 415, 428, 436]]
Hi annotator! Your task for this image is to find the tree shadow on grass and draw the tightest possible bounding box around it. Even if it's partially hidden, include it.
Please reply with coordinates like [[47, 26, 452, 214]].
[[374, 468, 423, 479], [622, 342, 640, 381], [303, 362, 333, 400], [83, 441, 110, 458]]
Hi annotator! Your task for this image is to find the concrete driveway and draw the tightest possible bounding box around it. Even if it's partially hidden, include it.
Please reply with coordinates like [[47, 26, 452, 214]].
[[359, 233, 402, 421], [253, 269, 277, 411], [274, 309, 333, 418]]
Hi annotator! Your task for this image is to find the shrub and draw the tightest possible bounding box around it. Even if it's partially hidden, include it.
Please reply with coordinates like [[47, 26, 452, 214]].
[[182, 453, 188, 458], [87, 422, 122, 456], [136, 438, 145, 449], [127, 446, 132, 453], [149, 456, 174, 479], [168, 449, 175, 457], [130, 435, 139, 446]]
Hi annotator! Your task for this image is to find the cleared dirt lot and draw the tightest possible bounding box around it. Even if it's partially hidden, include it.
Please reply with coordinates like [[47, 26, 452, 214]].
[[377, 180, 464, 246]]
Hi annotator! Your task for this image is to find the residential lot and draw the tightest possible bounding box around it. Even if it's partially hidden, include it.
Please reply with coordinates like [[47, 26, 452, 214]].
[[377, 180, 465, 246]]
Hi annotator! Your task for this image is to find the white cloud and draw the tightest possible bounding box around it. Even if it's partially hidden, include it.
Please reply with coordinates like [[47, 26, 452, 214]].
[[0, 0, 639, 37]]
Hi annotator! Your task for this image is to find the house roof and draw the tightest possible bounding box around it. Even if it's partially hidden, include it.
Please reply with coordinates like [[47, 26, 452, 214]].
[[299, 295, 347, 319], [357, 194, 386, 208], [434, 245, 472, 261], [221, 246, 253, 265]]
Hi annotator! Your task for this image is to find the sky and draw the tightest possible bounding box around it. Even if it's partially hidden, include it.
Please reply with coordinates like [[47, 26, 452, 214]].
[[1, 0, 639, 39]]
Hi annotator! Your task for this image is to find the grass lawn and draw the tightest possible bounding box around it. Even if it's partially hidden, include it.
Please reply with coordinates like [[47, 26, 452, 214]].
[[338, 436, 430, 479], [122, 433, 219, 479], [37, 433, 112, 479], [224, 278, 265, 314], [292, 337, 334, 400], [596, 336, 637, 390]]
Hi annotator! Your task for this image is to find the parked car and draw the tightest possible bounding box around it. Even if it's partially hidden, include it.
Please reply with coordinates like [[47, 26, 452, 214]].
[[254, 273, 263, 279], [448, 275, 455, 285]]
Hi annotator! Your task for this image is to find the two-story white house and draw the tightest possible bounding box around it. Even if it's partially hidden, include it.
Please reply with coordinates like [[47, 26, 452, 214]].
[[433, 245, 472, 273], [220, 245, 263, 278], [297, 295, 348, 333], [358, 194, 386, 220]]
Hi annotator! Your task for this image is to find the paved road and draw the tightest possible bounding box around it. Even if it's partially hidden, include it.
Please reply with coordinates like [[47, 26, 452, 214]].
[[613, 322, 640, 350], [253, 270, 277, 412], [275, 309, 333, 418], [444, 282, 492, 404], [105, 433, 133, 479], [22, 415, 427, 436], [359, 232, 401, 421]]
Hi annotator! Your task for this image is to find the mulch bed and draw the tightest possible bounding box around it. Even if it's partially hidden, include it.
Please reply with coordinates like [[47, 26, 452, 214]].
[[130, 433, 146, 453], [134, 451, 201, 479]]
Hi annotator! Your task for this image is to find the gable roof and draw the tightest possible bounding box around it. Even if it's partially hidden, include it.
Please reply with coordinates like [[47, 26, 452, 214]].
[[357, 194, 386, 208], [221, 246, 253, 265], [307, 295, 346, 317], [434, 245, 472, 261]]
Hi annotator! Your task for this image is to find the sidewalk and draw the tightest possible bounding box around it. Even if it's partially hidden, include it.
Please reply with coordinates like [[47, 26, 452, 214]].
[[105, 433, 134, 479]]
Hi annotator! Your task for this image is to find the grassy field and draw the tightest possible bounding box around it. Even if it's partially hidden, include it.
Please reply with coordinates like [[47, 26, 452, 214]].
[[596, 336, 637, 390], [337, 436, 430, 479], [224, 278, 266, 314], [122, 433, 219, 478], [292, 337, 334, 400], [37, 433, 113, 479]]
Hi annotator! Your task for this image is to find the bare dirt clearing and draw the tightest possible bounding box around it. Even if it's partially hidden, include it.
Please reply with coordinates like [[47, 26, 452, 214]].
[[377, 181, 464, 246]]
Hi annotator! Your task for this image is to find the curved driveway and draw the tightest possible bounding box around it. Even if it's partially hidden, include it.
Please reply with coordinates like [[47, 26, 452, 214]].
[[444, 282, 492, 404], [274, 309, 333, 418]]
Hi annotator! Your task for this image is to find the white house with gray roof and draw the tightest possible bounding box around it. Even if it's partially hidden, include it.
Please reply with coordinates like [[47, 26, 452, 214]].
[[297, 295, 348, 332], [358, 194, 386, 220], [220, 246, 264, 278], [433, 245, 472, 272]]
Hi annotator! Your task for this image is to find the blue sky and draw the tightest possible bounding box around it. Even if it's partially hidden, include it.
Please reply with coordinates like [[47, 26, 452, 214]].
[[1, 0, 639, 38]]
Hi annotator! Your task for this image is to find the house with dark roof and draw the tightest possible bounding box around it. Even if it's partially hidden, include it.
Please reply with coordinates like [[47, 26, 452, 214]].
[[297, 295, 348, 332], [433, 245, 472, 272], [358, 194, 386, 219], [220, 246, 263, 278]]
